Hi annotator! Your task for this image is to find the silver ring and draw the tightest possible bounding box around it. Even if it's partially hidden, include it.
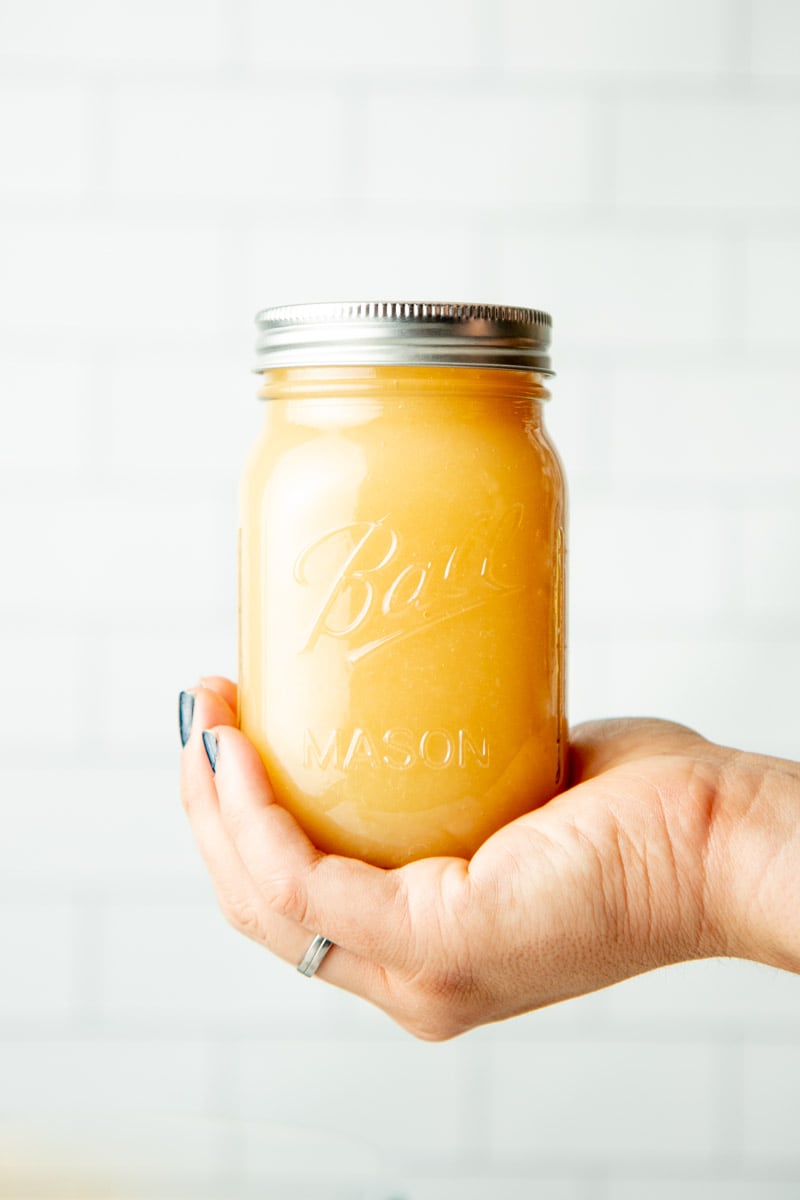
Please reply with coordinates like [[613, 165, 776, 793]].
[[297, 934, 334, 978]]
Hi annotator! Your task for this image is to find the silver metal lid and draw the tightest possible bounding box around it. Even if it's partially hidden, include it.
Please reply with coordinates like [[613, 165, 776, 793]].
[[254, 301, 553, 373]]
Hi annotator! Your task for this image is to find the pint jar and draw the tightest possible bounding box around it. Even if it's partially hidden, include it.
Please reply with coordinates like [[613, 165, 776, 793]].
[[238, 301, 566, 868]]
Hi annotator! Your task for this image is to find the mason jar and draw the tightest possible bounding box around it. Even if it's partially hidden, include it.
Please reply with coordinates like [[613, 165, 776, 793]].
[[238, 301, 566, 867]]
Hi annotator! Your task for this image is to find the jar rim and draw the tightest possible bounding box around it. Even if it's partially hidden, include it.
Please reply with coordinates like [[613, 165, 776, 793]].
[[254, 300, 554, 374]]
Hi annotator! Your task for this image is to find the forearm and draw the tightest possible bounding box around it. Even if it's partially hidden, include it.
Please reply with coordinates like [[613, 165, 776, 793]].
[[706, 745, 800, 973]]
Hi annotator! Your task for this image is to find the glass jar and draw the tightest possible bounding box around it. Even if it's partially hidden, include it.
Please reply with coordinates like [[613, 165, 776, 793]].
[[238, 302, 566, 868]]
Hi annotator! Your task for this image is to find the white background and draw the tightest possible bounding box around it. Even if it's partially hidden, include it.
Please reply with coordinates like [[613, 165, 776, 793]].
[[0, 0, 799, 1197]]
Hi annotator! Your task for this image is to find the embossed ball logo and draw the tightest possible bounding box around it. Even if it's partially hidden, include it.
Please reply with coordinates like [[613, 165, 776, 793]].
[[293, 506, 528, 665]]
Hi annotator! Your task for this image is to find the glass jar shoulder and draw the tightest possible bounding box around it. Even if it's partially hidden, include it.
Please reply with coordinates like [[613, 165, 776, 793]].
[[239, 390, 565, 523]]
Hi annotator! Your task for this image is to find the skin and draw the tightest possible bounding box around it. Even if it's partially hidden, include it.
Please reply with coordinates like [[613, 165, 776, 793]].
[[180, 676, 800, 1041]]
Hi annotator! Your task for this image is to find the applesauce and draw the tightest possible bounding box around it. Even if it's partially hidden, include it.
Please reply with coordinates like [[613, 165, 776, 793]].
[[239, 302, 566, 867]]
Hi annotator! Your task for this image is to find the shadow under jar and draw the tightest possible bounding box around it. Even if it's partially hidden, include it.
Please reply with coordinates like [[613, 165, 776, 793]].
[[238, 301, 566, 868]]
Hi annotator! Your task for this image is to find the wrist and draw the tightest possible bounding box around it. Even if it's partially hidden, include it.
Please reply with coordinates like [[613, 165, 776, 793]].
[[705, 745, 800, 973]]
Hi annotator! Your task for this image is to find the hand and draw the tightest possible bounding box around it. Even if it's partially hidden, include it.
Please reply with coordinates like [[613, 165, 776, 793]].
[[179, 678, 800, 1040]]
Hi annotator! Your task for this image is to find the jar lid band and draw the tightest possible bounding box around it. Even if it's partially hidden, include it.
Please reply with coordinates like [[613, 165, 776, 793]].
[[254, 301, 553, 374]]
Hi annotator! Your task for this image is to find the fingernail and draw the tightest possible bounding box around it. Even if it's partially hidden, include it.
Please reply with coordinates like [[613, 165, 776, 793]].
[[179, 691, 195, 747], [202, 731, 219, 774]]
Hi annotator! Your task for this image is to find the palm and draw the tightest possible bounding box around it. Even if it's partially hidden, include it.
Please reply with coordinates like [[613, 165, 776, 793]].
[[382, 719, 719, 1036]]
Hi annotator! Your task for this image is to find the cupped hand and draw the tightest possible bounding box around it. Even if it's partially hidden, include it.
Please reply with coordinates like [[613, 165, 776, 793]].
[[179, 679, 791, 1039]]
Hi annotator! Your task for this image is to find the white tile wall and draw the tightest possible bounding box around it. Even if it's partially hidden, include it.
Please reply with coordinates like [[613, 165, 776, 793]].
[[107, 352, 259, 472], [741, 1043, 800, 1162], [1, 0, 799, 1195], [249, 0, 481, 71], [0, 219, 227, 336], [1, 357, 87, 469], [570, 502, 734, 623], [0, 902, 79, 1022], [0, 633, 84, 754], [247, 215, 479, 310], [498, 0, 728, 75], [742, 509, 800, 619], [234, 1039, 470, 1159], [498, 227, 725, 352], [0, 769, 203, 882], [607, 1182, 800, 1200], [363, 93, 592, 209], [487, 1040, 719, 1161], [745, 233, 800, 346], [109, 82, 350, 204], [751, 0, 800, 76], [603, 958, 800, 1030], [0, 0, 226, 65], [0, 83, 88, 200], [616, 96, 800, 212], [0, 1039, 213, 1118], [608, 365, 800, 490], [96, 898, 332, 1031], [394, 1182, 581, 1200]]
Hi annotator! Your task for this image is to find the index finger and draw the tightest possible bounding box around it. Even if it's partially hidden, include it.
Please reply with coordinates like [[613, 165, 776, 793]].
[[198, 675, 237, 715]]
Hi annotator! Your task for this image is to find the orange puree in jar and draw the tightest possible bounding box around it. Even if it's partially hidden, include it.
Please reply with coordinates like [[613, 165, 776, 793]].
[[239, 302, 566, 867]]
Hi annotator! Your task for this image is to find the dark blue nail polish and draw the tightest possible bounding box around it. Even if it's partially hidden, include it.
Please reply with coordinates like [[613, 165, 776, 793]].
[[202, 731, 219, 773], [179, 691, 195, 747]]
